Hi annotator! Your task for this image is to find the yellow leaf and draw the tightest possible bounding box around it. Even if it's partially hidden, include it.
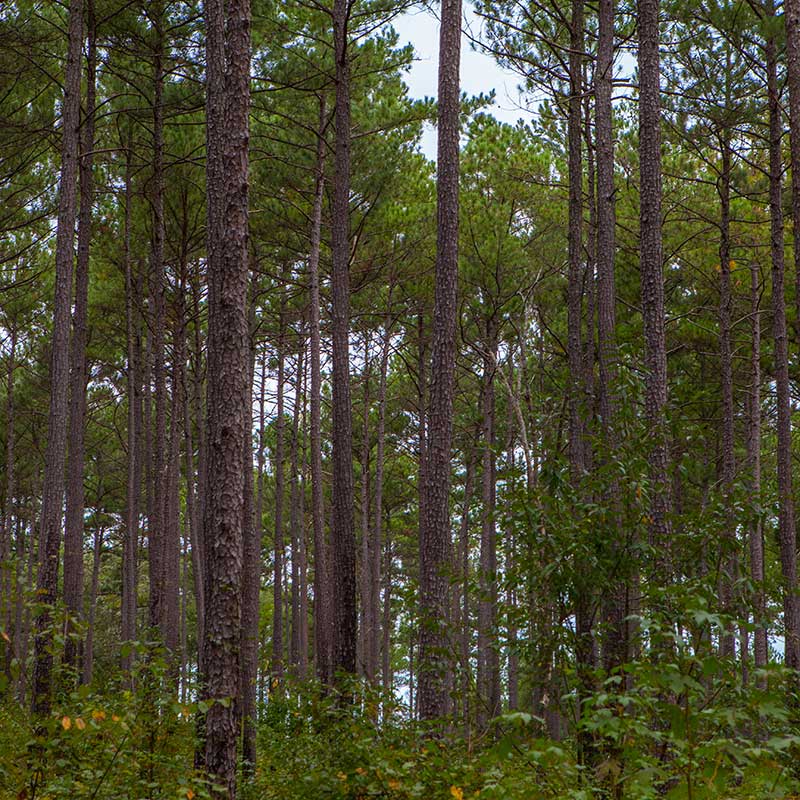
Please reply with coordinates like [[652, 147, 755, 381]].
[[111, 714, 120, 722], [186, 790, 195, 800], [356, 767, 366, 775], [451, 787, 464, 800], [75, 717, 86, 730], [337, 772, 348, 782], [92, 709, 106, 721], [388, 779, 401, 790], [61, 716, 72, 730], [1, 630, 10, 643]]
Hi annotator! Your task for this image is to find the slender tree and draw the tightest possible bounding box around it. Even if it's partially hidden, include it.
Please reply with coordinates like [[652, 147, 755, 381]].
[[418, 0, 462, 722], [31, 0, 83, 715]]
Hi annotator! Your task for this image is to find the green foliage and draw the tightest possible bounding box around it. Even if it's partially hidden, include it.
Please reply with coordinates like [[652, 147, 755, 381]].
[[0, 654, 211, 800]]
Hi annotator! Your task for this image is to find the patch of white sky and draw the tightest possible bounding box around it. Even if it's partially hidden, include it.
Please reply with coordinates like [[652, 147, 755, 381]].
[[392, 2, 531, 158]]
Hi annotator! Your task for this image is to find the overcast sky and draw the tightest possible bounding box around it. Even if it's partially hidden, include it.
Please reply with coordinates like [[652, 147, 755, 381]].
[[392, 3, 531, 157]]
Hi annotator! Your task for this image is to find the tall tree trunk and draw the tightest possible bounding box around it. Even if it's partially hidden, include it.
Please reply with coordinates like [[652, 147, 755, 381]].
[[784, 0, 800, 335], [717, 130, 736, 659], [748, 261, 767, 680], [330, 0, 357, 681], [121, 126, 139, 675], [638, 0, 671, 559], [359, 335, 372, 679], [272, 295, 287, 686], [31, 0, 83, 716], [190, 275, 207, 655], [203, 0, 251, 792], [418, 0, 462, 724], [766, 10, 800, 669], [241, 324, 258, 771], [309, 97, 330, 683], [477, 328, 500, 729], [2, 325, 16, 683], [64, 0, 96, 673], [148, 2, 168, 641], [289, 341, 307, 676], [370, 317, 391, 686], [458, 446, 477, 731]]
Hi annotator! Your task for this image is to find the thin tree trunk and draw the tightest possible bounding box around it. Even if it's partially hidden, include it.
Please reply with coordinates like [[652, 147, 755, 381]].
[[289, 346, 305, 675], [370, 317, 391, 686], [121, 125, 139, 675], [418, 0, 462, 723], [2, 326, 17, 682], [309, 97, 330, 683], [748, 261, 767, 679], [31, 0, 83, 715], [717, 128, 736, 659], [64, 0, 96, 673], [148, 2, 168, 641], [241, 323, 258, 771], [458, 447, 477, 732], [783, 0, 800, 337], [766, 10, 800, 669], [272, 292, 287, 686], [359, 335, 372, 679], [477, 329, 500, 730], [331, 0, 357, 681], [81, 526, 102, 685]]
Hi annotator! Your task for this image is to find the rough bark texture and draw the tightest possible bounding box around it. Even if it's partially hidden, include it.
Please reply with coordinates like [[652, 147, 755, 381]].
[[784, 0, 800, 335], [148, 2, 168, 641], [309, 99, 331, 683], [31, 0, 83, 716], [638, 0, 671, 556], [289, 342, 306, 676], [331, 0, 357, 681], [766, 17, 800, 670], [747, 262, 767, 677], [272, 296, 287, 684], [121, 127, 139, 674], [2, 326, 17, 682], [203, 0, 251, 793], [717, 134, 735, 659], [64, 0, 96, 673], [418, 0, 462, 723], [477, 330, 500, 730], [241, 330, 257, 771]]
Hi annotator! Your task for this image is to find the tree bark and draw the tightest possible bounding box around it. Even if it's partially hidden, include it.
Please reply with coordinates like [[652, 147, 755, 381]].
[[121, 125, 139, 676], [638, 0, 671, 558], [783, 0, 800, 336], [477, 328, 500, 729], [766, 11, 800, 669], [64, 0, 96, 673], [148, 2, 168, 642], [418, 0, 462, 723], [309, 97, 331, 683], [272, 292, 287, 685], [203, 0, 251, 792], [2, 326, 16, 682], [717, 131, 736, 659], [241, 323, 258, 771], [31, 0, 83, 715], [330, 0, 357, 681], [370, 317, 391, 686], [289, 341, 306, 677], [747, 261, 767, 679]]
